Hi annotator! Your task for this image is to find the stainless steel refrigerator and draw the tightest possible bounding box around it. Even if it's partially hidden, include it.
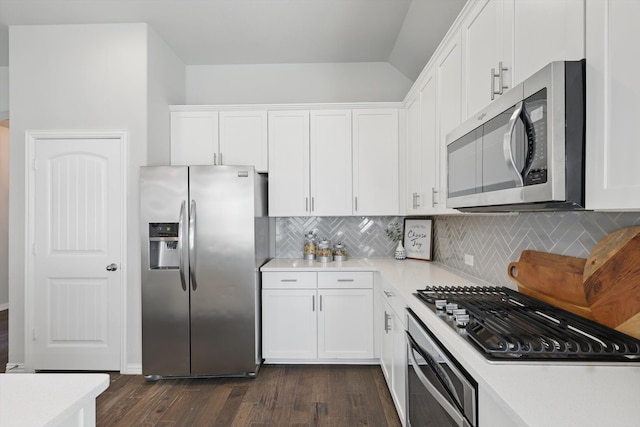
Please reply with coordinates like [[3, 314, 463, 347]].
[[140, 165, 269, 379]]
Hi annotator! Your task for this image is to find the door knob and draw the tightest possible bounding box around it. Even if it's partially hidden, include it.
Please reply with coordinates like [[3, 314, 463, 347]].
[[106, 263, 118, 272]]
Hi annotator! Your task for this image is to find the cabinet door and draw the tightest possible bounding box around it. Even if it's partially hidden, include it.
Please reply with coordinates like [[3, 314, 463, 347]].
[[262, 289, 317, 360], [586, 0, 640, 209], [435, 31, 464, 214], [462, 0, 513, 118], [513, 0, 585, 85], [170, 111, 218, 166], [405, 93, 422, 214], [219, 111, 268, 172], [380, 299, 394, 381], [352, 109, 399, 216], [318, 289, 374, 359], [310, 110, 353, 216], [391, 311, 406, 424], [406, 70, 439, 215], [420, 71, 439, 214], [267, 110, 310, 217]]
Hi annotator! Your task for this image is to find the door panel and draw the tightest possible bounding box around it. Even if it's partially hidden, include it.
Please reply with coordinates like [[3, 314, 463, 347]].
[[140, 166, 190, 377], [189, 165, 258, 375], [34, 138, 122, 370]]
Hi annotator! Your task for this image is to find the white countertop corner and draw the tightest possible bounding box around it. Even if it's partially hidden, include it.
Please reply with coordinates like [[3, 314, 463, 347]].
[[0, 373, 110, 427]]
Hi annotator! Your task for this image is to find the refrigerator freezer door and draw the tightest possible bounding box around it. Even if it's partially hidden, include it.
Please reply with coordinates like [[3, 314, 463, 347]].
[[140, 166, 190, 377], [189, 165, 259, 376]]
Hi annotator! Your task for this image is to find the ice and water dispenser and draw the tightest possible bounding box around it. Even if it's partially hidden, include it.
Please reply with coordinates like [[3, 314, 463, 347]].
[[148, 223, 180, 269]]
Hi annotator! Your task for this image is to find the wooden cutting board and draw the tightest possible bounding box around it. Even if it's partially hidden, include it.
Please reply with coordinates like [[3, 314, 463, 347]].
[[508, 250, 593, 320], [583, 226, 640, 335]]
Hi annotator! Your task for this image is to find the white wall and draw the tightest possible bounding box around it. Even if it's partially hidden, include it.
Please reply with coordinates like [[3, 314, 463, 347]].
[[7, 23, 184, 372], [0, 65, 7, 311], [186, 62, 412, 104], [0, 66, 8, 113], [147, 27, 185, 166], [0, 124, 8, 310]]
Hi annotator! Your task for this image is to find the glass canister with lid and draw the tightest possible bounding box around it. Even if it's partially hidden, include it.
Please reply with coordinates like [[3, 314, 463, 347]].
[[333, 242, 348, 261], [303, 231, 317, 260], [317, 238, 333, 262]]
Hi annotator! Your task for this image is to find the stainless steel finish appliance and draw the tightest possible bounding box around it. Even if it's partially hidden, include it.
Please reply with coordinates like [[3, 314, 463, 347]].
[[406, 309, 478, 427], [414, 286, 640, 362], [140, 165, 269, 379], [446, 60, 585, 212]]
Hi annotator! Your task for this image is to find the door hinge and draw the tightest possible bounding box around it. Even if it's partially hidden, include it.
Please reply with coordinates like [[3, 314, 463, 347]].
[[32, 327, 36, 341]]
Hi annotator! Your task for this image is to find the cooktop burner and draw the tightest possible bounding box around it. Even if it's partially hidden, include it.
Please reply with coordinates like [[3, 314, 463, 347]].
[[415, 286, 640, 362]]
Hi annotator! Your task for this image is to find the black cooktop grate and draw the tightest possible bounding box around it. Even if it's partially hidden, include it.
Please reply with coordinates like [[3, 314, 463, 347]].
[[415, 286, 640, 361]]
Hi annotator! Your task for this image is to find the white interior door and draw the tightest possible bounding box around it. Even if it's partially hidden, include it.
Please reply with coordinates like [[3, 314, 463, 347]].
[[32, 137, 122, 370]]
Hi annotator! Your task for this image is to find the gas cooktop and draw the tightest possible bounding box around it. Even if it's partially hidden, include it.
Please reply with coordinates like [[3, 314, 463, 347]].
[[415, 286, 640, 362]]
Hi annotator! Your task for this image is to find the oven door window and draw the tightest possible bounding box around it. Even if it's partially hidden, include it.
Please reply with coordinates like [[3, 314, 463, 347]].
[[407, 334, 475, 427]]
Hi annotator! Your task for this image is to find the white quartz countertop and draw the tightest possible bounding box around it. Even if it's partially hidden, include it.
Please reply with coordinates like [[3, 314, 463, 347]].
[[0, 373, 110, 427], [261, 258, 640, 427]]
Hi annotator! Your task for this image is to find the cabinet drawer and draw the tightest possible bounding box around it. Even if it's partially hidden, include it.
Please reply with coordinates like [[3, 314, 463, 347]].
[[318, 271, 373, 289], [262, 272, 317, 289]]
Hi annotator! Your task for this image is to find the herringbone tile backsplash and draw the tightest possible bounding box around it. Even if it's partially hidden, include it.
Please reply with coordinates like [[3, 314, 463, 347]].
[[433, 211, 640, 287], [275, 216, 403, 258], [275, 211, 640, 287]]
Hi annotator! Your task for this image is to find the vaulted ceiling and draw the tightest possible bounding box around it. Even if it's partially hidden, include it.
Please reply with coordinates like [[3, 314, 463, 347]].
[[0, 0, 466, 81]]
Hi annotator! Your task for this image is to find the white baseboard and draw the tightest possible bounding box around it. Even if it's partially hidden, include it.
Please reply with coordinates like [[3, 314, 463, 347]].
[[123, 363, 142, 375], [4, 363, 26, 373], [3, 362, 142, 375]]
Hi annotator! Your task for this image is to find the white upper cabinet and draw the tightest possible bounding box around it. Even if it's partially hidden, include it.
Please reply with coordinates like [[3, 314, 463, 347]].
[[461, 0, 513, 119], [268, 110, 310, 217], [170, 111, 219, 166], [406, 69, 438, 215], [309, 110, 353, 216], [435, 30, 464, 214], [170, 109, 268, 171], [219, 111, 268, 172], [405, 93, 422, 214], [268, 109, 353, 217], [586, 0, 640, 209], [352, 109, 399, 216], [512, 0, 585, 86]]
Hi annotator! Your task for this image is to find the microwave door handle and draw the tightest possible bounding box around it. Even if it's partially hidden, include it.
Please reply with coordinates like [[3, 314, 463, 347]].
[[520, 106, 536, 179], [503, 101, 525, 187], [178, 200, 187, 292], [407, 335, 470, 427]]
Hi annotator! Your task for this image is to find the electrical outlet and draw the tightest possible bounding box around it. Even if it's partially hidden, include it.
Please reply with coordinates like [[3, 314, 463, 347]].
[[464, 254, 474, 267]]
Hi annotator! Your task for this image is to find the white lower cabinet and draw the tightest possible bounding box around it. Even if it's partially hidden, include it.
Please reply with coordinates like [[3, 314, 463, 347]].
[[379, 285, 407, 426], [262, 271, 374, 362], [262, 289, 317, 359], [318, 288, 374, 359]]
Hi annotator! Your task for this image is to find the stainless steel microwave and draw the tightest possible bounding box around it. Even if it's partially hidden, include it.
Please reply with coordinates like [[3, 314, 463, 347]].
[[446, 60, 585, 212]]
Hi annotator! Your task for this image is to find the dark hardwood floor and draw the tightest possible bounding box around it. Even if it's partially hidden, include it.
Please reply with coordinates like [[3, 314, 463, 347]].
[[0, 312, 401, 426], [97, 365, 401, 427]]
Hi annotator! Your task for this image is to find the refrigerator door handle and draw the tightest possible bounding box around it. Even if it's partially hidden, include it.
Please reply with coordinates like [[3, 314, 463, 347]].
[[178, 200, 188, 291], [189, 199, 198, 291]]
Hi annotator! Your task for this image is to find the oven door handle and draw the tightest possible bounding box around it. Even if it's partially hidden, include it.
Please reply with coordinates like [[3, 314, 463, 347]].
[[407, 336, 471, 427]]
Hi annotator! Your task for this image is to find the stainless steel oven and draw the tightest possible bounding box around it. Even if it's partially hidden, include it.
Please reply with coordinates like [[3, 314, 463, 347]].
[[406, 309, 477, 427]]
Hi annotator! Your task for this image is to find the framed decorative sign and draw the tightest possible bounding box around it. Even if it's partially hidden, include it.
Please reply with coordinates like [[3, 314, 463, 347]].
[[403, 218, 433, 261]]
